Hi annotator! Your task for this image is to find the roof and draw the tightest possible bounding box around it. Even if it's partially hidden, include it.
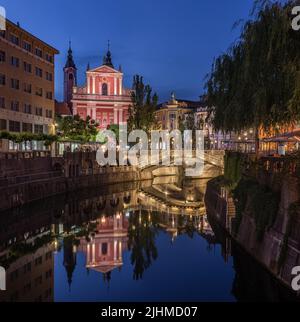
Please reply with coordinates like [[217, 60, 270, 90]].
[[6, 19, 59, 54], [157, 98, 206, 111], [262, 128, 300, 143], [88, 64, 121, 74], [55, 101, 72, 116]]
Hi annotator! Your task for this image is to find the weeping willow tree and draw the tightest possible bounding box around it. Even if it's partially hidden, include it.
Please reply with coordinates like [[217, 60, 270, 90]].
[[206, 0, 300, 143]]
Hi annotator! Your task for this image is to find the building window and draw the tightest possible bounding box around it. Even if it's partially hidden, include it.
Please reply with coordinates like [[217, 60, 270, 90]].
[[0, 51, 5, 62], [0, 119, 7, 130], [24, 83, 32, 94], [46, 109, 53, 118], [0, 74, 6, 86], [45, 53, 53, 63], [11, 56, 20, 67], [10, 34, 19, 46], [24, 263, 31, 273], [23, 41, 32, 52], [0, 97, 5, 109], [24, 62, 32, 73], [11, 78, 20, 90], [45, 269, 52, 279], [46, 91, 53, 100], [102, 83, 108, 96], [101, 243, 108, 255], [35, 67, 43, 77], [34, 275, 43, 287], [9, 120, 21, 132], [45, 251, 52, 260], [34, 124, 43, 134], [23, 283, 31, 294], [22, 122, 33, 133], [24, 104, 32, 114], [0, 31, 5, 38], [46, 72, 53, 81], [35, 107, 43, 116], [11, 101, 19, 111], [35, 48, 43, 58], [35, 87, 43, 97], [35, 256, 43, 266]]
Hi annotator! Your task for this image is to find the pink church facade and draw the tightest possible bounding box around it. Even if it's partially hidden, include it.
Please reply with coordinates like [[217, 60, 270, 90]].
[[72, 65, 132, 129], [64, 46, 132, 129]]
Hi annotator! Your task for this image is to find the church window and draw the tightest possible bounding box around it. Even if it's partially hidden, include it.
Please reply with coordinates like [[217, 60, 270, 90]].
[[101, 243, 108, 255], [102, 83, 108, 96], [69, 73, 73, 80]]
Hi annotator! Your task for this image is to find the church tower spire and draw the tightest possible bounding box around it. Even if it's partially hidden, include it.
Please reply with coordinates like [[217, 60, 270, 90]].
[[102, 40, 114, 68], [64, 41, 77, 107]]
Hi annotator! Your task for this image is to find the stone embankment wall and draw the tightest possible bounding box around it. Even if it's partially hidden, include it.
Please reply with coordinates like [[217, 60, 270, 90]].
[[0, 152, 155, 212], [205, 154, 300, 291]]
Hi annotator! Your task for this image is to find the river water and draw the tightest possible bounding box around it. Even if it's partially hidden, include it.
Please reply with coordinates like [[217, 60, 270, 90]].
[[0, 170, 298, 302]]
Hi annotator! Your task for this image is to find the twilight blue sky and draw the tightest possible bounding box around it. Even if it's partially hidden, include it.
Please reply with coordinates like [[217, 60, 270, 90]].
[[1, 0, 254, 102]]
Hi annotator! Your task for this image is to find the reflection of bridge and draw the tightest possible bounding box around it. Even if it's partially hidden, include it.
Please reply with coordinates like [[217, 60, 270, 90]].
[[140, 150, 224, 179], [137, 190, 206, 216]]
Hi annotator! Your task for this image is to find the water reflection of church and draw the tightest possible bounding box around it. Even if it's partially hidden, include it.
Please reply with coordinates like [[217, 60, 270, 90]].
[[79, 213, 129, 278]]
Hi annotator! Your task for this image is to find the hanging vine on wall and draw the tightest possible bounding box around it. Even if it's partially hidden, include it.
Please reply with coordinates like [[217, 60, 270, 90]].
[[232, 178, 280, 240], [277, 201, 300, 271], [224, 151, 245, 188]]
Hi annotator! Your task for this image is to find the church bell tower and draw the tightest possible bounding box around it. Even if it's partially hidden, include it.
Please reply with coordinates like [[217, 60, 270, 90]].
[[64, 42, 77, 107]]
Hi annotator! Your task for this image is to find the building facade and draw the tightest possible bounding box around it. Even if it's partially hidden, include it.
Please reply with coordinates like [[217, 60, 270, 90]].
[[155, 93, 199, 131], [0, 20, 59, 152], [67, 45, 132, 129]]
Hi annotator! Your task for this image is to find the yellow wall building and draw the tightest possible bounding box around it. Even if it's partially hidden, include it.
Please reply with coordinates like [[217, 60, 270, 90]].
[[0, 20, 59, 152], [155, 93, 197, 131]]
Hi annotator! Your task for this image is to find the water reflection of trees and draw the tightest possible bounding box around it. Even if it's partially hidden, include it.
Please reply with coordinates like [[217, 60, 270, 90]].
[[128, 210, 159, 280]]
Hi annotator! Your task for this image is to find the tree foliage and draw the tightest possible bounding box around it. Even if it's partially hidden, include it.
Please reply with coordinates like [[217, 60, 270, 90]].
[[56, 115, 99, 143], [205, 0, 300, 134], [127, 75, 158, 133], [0, 131, 58, 146]]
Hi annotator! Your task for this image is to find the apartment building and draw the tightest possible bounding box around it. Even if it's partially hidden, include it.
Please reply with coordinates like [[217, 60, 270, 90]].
[[0, 19, 59, 152]]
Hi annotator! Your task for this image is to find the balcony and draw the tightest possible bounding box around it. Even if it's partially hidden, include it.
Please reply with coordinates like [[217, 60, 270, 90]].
[[73, 87, 132, 102]]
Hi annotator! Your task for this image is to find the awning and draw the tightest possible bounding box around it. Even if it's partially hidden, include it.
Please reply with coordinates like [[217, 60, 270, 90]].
[[261, 128, 300, 143]]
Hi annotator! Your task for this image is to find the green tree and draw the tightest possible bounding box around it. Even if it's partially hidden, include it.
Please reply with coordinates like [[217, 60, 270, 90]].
[[205, 0, 300, 151], [127, 75, 158, 134], [56, 115, 99, 143]]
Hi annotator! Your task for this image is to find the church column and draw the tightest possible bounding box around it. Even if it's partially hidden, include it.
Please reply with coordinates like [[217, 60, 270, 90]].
[[92, 108, 96, 121], [87, 107, 92, 119], [114, 108, 118, 124], [119, 241, 122, 261], [73, 104, 77, 116], [92, 76, 96, 94], [114, 240, 117, 261], [119, 78, 122, 95], [119, 109, 123, 124], [114, 78, 117, 96], [92, 241, 95, 264], [87, 243, 90, 265], [87, 76, 91, 94]]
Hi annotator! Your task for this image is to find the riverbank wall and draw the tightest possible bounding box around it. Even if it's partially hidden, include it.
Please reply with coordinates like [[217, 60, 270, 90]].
[[205, 152, 300, 291], [0, 152, 154, 212]]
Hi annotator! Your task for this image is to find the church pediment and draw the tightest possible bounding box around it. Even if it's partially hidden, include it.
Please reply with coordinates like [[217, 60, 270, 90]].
[[89, 65, 121, 74]]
